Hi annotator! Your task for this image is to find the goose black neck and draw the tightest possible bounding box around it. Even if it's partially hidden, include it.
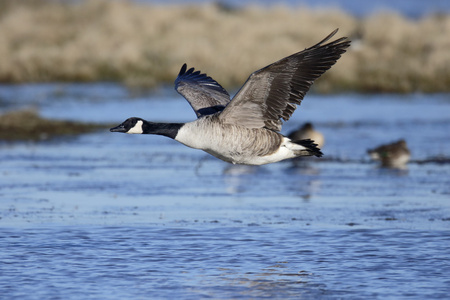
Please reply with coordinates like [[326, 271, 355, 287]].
[[142, 120, 183, 139]]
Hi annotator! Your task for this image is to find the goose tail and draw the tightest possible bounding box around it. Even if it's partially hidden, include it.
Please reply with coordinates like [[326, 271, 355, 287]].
[[291, 139, 323, 157]]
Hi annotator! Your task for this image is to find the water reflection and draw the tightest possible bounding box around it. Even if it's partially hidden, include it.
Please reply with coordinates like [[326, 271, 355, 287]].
[[287, 158, 321, 175], [206, 265, 318, 299], [220, 163, 323, 199], [223, 165, 260, 194], [285, 160, 322, 199], [368, 165, 410, 176]]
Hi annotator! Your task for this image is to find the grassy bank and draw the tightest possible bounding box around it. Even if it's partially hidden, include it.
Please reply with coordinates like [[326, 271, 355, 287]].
[[0, 109, 108, 141], [0, 0, 449, 92]]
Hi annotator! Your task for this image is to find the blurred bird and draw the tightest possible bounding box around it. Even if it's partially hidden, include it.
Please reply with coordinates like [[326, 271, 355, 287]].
[[367, 139, 411, 168], [288, 122, 324, 148]]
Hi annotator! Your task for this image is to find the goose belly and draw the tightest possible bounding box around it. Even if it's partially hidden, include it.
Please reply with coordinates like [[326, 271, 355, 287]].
[[205, 143, 296, 165], [175, 121, 285, 165]]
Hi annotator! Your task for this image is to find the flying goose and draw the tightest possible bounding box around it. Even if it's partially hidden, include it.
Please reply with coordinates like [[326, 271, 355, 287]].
[[288, 122, 325, 148], [368, 139, 411, 168], [111, 29, 350, 165]]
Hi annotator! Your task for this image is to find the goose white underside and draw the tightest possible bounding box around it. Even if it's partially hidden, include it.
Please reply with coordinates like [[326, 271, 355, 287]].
[[197, 137, 309, 165], [227, 138, 309, 165]]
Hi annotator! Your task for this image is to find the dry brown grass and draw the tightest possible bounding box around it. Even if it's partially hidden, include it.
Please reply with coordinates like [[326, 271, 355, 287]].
[[0, 0, 449, 92], [0, 109, 107, 141]]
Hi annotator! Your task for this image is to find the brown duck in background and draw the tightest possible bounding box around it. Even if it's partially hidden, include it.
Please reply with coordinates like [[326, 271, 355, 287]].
[[288, 122, 325, 148], [368, 139, 411, 169]]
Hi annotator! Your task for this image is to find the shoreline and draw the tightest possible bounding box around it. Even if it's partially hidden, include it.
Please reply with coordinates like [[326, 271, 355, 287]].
[[0, 1, 449, 93], [0, 109, 110, 141]]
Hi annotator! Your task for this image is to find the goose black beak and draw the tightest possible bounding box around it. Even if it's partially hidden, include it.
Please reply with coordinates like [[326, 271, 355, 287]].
[[110, 124, 126, 133]]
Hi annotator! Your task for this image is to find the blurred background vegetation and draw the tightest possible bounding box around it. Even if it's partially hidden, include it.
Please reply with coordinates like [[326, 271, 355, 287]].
[[0, 0, 449, 93]]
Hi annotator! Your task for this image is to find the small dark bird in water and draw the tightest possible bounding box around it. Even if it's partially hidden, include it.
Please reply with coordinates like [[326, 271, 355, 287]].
[[368, 139, 411, 168], [111, 29, 350, 165], [288, 122, 325, 148]]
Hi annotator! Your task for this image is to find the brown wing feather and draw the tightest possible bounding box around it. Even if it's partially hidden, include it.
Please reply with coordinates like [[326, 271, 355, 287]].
[[219, 29, 351, 131]]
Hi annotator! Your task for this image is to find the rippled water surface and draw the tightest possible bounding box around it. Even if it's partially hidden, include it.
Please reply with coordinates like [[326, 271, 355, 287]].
[[1, 84, 449, 299]]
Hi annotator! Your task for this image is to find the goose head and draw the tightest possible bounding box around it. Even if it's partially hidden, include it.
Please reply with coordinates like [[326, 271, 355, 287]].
[[110, 117, 144, 134]]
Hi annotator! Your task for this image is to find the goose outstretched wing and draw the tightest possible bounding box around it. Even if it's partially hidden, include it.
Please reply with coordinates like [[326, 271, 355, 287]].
[[175, 64, 231, 118], [218, 29, 351, 131]]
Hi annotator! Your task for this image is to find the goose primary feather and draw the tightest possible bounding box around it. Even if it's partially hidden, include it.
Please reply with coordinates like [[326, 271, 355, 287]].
[[111, 29, 351, 165]]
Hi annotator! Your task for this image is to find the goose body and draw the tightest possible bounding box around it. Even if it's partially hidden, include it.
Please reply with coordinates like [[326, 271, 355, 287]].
[[175, 115, 318, 165], [111, 29, 350, 165]]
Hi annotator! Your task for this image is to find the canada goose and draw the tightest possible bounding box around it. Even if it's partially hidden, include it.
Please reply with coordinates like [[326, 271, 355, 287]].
[[288, 122, 325, 148], [111, 29, 350, 165], [368, 139, 411, 168]]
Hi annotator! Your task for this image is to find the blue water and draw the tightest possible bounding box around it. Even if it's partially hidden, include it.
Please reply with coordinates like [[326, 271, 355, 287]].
[[2, 227, 449, 299], [0, 84, 450, 299]]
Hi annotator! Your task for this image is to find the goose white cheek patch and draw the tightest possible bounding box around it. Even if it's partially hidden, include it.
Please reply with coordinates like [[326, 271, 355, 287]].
[[127, 120, 144, 134]]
